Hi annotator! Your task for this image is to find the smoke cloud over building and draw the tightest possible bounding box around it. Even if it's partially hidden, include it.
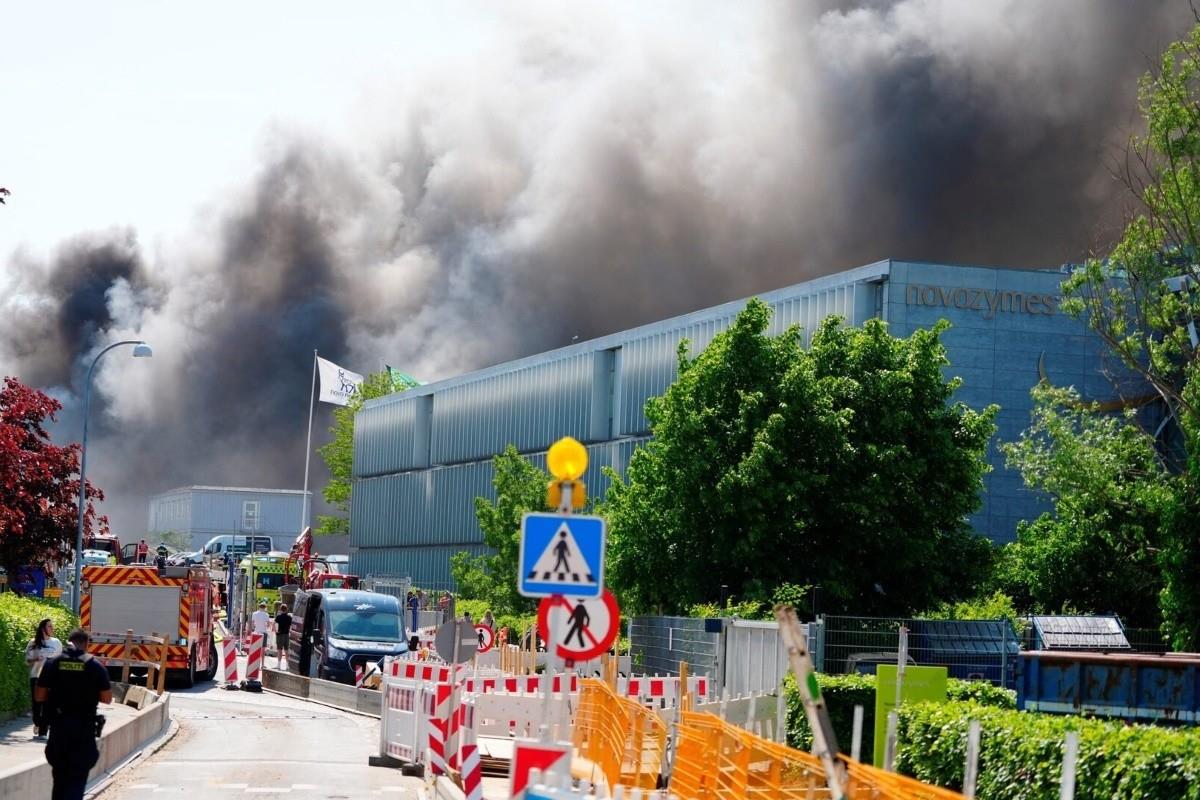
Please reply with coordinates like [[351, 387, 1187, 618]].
[[0, 1, 1191, 533]]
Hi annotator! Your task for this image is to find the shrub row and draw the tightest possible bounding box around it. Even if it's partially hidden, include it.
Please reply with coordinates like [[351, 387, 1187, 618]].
[[897, 701, 1200, 800], [785, 672, 1015, 764], [0, 593, 78, 717]]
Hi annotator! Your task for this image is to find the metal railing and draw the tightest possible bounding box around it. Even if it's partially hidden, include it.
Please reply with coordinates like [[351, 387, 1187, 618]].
[[822, 616, 1018, 688]]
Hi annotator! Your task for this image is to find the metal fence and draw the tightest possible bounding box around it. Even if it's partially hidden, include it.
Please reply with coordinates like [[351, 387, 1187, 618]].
[[1119, 627, 1172, 653], [823, 615, 1019, 688], [629, 616, 722, 677]]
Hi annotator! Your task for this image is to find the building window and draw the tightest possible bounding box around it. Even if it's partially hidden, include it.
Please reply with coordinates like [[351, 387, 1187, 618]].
[[243, 500, 260, 531]]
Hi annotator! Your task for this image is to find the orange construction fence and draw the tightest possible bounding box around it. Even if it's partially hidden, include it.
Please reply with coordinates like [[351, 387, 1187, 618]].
[[573, 678, 966, 800]]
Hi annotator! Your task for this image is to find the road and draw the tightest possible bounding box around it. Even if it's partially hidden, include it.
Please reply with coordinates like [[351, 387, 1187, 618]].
[[94, 679, 425, 799]]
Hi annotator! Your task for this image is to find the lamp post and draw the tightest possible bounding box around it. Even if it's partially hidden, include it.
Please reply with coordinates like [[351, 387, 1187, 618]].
[[73, 340, 152, 613]]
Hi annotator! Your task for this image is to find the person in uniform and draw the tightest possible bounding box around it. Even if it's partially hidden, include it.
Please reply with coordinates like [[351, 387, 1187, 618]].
[[35, 628, 112, 800]]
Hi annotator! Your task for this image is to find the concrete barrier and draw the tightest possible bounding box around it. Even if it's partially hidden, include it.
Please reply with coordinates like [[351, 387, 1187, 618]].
[[263, 669, 380, 718], [262, 668, 309, 699], [0, 691, 171, 800]]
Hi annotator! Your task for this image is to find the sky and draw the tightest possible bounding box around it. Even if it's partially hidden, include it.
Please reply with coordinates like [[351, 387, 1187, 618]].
[[0, 1, 1193, 536]]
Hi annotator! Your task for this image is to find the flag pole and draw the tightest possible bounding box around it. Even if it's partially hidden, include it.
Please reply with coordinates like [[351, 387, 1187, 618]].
[[301, 349, 317, 531]]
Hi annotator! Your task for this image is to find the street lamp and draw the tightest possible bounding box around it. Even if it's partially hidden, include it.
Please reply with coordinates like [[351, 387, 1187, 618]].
[[73, 340, 152, 613]]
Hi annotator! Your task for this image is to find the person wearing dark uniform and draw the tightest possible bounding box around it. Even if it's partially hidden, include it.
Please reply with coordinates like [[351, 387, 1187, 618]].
[[35, 629, 112, 800]]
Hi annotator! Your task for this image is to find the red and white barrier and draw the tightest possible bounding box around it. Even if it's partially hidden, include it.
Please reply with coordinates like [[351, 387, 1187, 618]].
[[461, 674, 578, 695], [461, 743, 483, 800], [355, 665, 367, 688], [244, 633, 264, 682], [622, 675, 710, 705], [221, 638, 239, 684]]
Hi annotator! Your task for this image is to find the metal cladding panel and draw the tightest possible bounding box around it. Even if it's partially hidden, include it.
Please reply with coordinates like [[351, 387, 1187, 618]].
[[354, 395, 421, 478], [352, 544, 489, 588], [188, 491, 306, 540], [430, 353, 595, 464], [430, 462, 495, 544], [351, 472, 430, 548]]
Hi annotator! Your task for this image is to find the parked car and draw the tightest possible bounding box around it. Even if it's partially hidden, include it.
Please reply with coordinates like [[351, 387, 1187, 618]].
[[167, 551, 204, 567], [82, 549, 114, 566], [844, 651, 918, 675]]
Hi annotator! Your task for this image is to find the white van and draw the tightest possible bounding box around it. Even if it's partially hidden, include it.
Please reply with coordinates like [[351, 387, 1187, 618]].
[[201, 534, 274, 561]]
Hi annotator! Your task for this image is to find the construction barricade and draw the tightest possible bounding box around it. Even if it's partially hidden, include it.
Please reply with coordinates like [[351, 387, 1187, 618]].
[[573, 679, 668, 792]]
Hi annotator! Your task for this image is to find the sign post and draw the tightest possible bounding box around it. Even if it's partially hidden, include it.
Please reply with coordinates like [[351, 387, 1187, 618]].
[[515, 436, 607, 743]]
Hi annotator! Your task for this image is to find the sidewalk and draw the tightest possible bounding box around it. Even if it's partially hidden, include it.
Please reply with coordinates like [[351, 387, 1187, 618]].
[[0, 702, 140, 776]]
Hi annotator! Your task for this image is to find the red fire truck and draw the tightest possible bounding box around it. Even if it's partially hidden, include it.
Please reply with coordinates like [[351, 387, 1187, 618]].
[[80, 563, 218, 687]]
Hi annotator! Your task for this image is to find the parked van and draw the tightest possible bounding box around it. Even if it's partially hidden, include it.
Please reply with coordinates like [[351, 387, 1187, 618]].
[[201, 535, 274, 561], [286, 588, 407, 684]]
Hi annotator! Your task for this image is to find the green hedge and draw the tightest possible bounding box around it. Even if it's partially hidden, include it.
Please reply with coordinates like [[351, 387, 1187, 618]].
[[0, 594, 78, 717], [897, 701, 1200, 800], [785, 672, 1015, 764]]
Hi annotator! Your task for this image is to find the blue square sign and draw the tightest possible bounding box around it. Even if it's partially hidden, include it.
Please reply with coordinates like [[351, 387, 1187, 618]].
[[518, 513, 606, 598]]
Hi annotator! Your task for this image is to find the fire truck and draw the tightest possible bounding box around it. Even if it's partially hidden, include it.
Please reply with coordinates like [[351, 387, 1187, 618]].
[[80, 563, 218, 687]]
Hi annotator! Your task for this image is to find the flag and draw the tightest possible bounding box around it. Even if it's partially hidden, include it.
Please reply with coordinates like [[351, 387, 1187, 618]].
[[317, 356, 364, 406], [385, 365, 423, 391]]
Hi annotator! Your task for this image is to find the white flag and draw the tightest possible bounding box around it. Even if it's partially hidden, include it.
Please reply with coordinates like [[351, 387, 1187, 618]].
[[316, 356, 364, 406]]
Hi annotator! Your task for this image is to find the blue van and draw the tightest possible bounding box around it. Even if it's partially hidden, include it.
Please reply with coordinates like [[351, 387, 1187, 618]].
[[286, 588, 408, 684]]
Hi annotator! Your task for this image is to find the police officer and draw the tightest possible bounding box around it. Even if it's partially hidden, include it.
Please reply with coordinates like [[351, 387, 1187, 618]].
[[35, 628, 112, 800]]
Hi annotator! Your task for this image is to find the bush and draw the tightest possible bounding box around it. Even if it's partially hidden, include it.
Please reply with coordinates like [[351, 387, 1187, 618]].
[[786, 673, 1015, 764], [896, 701, 1200, 799], [0, 594, 78, 717]]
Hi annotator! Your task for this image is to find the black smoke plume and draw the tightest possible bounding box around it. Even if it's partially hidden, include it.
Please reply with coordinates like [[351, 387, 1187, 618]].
[[0, 1, 1193, 533]]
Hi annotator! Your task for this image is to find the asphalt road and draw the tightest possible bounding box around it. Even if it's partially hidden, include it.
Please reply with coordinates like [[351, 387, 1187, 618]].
[[93, 679, 426, 799]]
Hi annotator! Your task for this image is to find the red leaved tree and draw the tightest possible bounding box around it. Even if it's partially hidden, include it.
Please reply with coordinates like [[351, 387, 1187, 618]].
[[0, 376, 107, 577]]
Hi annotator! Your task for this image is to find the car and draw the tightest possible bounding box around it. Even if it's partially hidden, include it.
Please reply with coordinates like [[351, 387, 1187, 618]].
[[81, 549, 112, 566], [844, 651, 918, 675]]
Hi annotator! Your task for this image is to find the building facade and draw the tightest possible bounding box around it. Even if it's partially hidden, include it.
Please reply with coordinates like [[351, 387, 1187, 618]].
[[147, 486, 312, 553], [350, 259, 1137, 587]]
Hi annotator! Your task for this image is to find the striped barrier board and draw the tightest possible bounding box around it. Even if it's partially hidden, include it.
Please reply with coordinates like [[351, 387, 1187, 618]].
[[244, 633, 264, 682], [221, 638, 239, 684]]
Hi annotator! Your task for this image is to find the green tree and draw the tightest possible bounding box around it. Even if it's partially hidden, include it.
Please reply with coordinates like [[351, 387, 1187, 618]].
[[603, 299, 997, 616], [449, 445, 546, 615], [1057, 25, 1200, 648], [999, 385, 1170, 626], [316, 370, 406, 535]]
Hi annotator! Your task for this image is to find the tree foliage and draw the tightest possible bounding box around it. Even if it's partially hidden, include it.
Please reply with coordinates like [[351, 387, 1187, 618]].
[[0, 377, 107, 576], [1053, 25, 1200, 648], [999, 385, 1171, 627], [449, 445, 547, 615], [316, 370, 408, 536], [603, 299, 997, 616]]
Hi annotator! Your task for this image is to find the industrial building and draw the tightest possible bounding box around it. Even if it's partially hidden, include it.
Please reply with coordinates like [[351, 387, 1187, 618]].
[[147, 486, 312, 553], [350, 259, 1138, 587]]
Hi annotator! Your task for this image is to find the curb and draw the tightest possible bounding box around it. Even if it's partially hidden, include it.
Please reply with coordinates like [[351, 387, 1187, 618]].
[[85, 718, 181, 799], [261, 686, 381, 719]]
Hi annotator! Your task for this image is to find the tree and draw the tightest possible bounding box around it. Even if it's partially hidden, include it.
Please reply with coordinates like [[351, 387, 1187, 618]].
[[0, 376, 107, 577], [449, 445, 547, 615], [999, 385, 1170, 626], [603, 299, 997, 616], [316, 370, 410, 535], [1056, 24, 1200, 648]]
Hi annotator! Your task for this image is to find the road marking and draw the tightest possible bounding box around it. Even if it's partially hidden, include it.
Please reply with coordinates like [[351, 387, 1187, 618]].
[[290, 785, 320, 790], [215, 784, 249, 789], [245, 790, 291, 794]]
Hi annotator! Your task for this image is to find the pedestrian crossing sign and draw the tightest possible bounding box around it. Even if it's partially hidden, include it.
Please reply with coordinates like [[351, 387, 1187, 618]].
[[518, 512, 606, 598]]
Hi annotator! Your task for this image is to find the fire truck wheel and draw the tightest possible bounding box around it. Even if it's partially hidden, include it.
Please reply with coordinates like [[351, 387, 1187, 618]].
[[178, 647, 196, 688], [202, 642, 218, 681]]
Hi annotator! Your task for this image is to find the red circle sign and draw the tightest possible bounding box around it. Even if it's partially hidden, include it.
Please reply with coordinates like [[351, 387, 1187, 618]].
[[474, 623, 495, 653], [537, 589, 620, 662]]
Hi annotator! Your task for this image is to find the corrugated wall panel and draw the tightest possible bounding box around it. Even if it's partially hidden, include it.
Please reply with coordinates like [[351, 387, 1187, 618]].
[[352, 544, 490, 588], [429, 353, 595, 465], [354, 396, 422, 478]]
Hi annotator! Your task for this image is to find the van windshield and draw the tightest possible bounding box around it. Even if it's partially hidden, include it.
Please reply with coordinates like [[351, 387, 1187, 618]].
[[328, 609, 403, 643]]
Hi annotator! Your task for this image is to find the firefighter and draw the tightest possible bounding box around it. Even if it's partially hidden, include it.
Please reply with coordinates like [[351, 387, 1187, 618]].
[[35, 628, 112, 800]]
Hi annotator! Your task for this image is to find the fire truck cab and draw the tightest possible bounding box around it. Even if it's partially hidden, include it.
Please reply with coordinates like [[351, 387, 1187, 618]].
[[80, 563, 218, 687]]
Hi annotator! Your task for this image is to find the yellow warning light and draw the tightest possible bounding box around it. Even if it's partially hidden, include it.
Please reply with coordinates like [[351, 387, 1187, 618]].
[[547, 480, 587, 510], [547, 436, 588, 480]]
